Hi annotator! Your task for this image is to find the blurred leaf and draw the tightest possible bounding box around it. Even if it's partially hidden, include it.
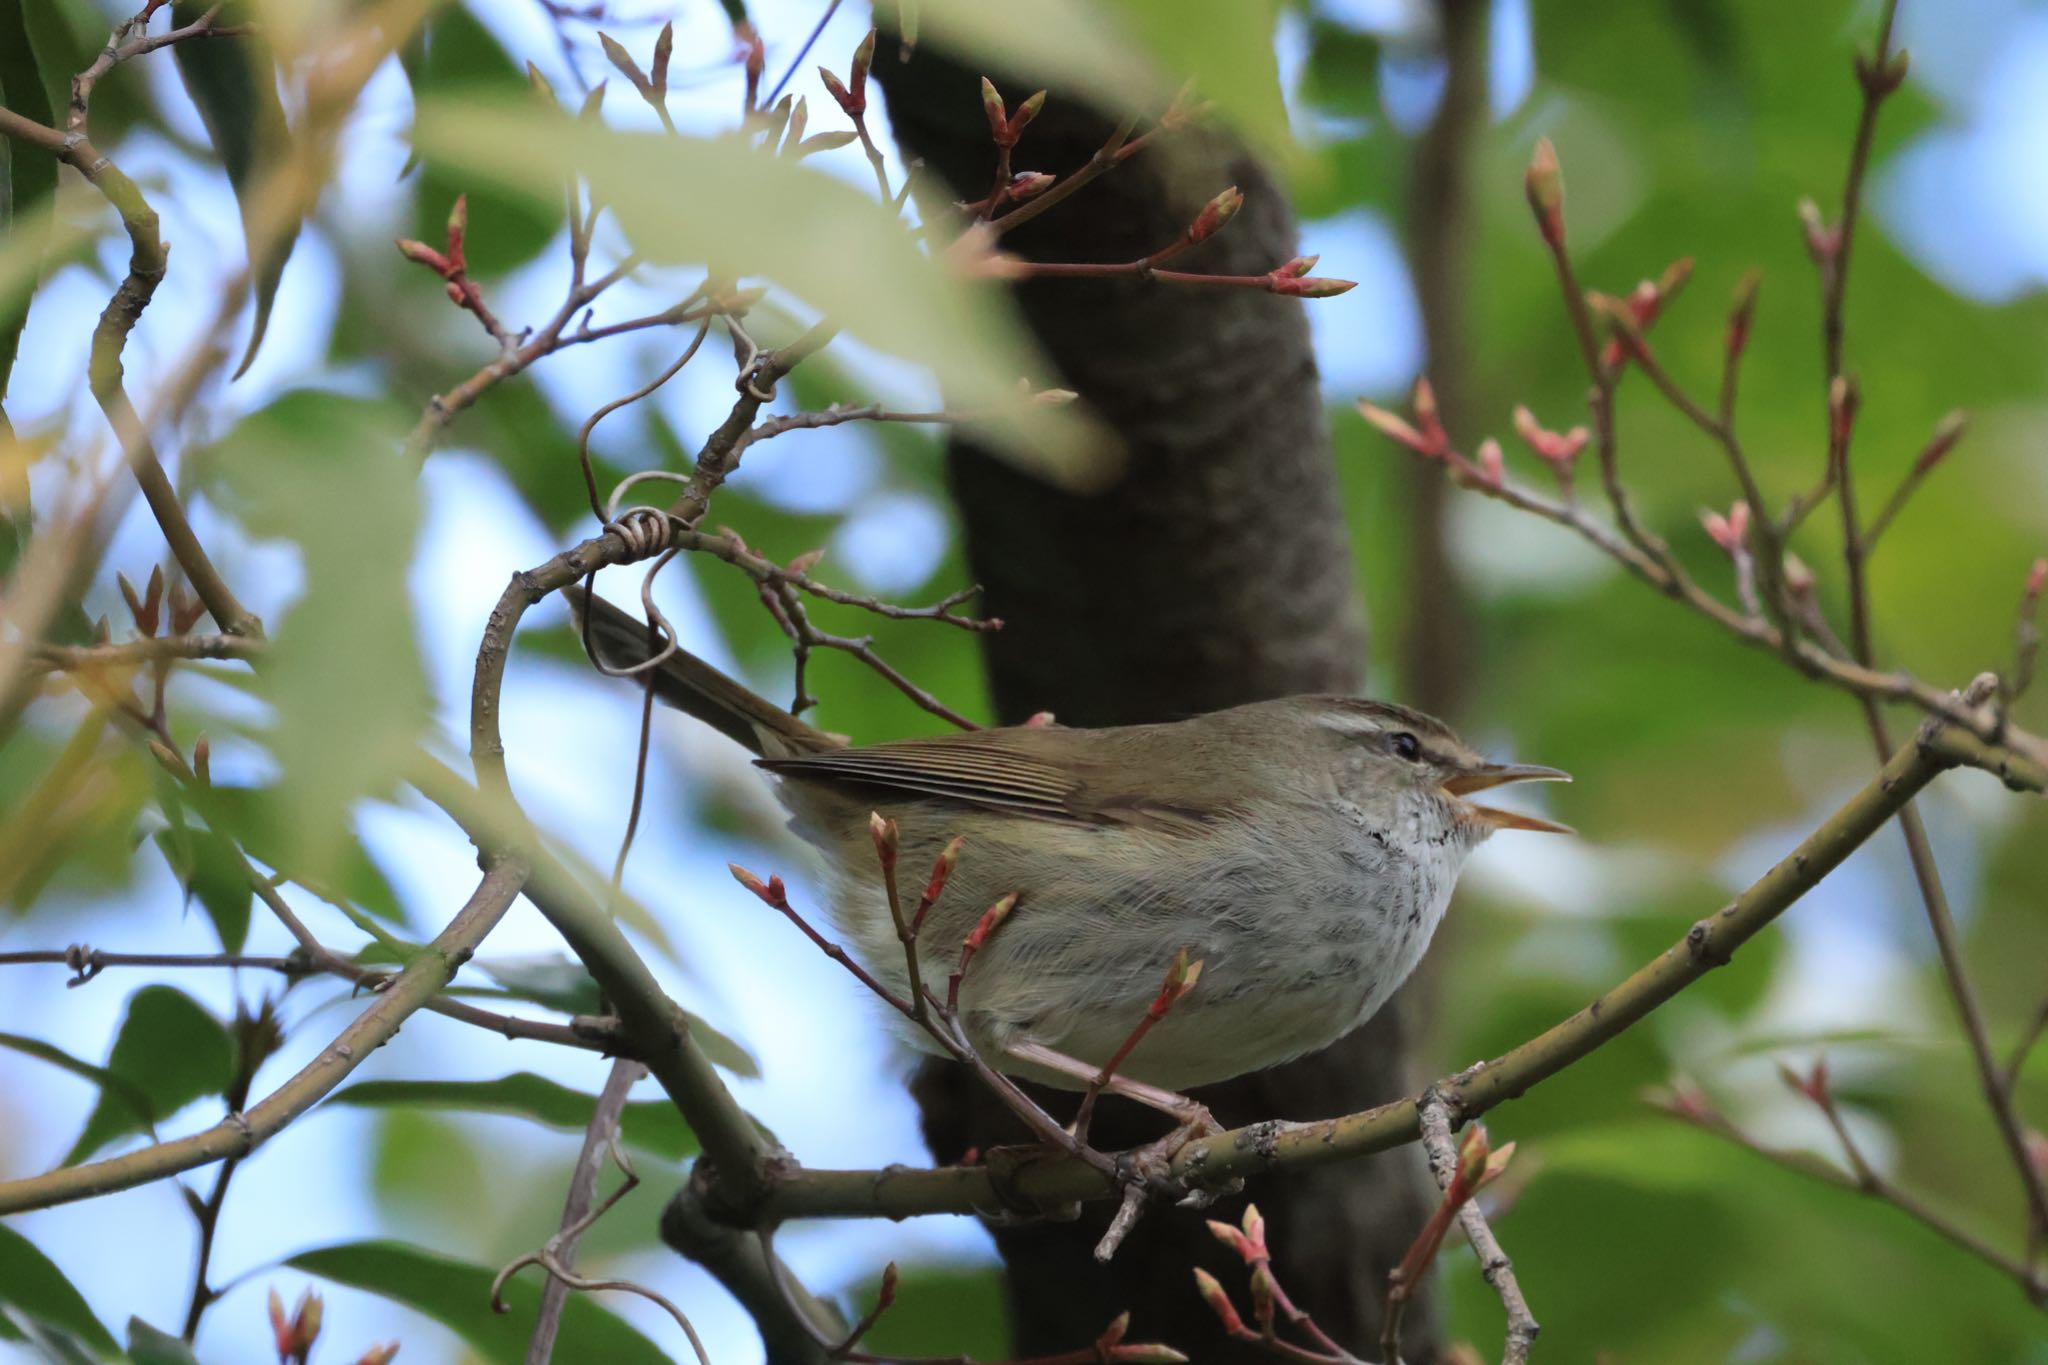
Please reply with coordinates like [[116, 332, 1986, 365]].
[[168, 0, 298, 377], [0, 1029, 150, 1125], [367, 1108, 490, 1223], [200, 392, 430, 903], [0, 713, 150, 912], [330, 1071, 698, 1160], [1106, 0, 1289, 151], [0, 1224, 118, 1354], [412, 99, 1105, 487], [0, 1309, 101, 1365], [67, 985, 233, 1163], [287, 1240, 671, 1364], [151, 826, 253, 952], [855, 1265, 1009, 1360], [475, 953, 602, 1015], [123, 1319, 202, 1365], [476, 955, 757, 1077], [194, 783, 405, 927], [902, 0, 1291, 151], [0, 0, 55, 402], [405, 5, 563, 276]]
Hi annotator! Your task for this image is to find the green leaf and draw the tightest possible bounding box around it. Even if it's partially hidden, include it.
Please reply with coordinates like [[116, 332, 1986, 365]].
[[152, 826, 253, 952], [195, 784, 406, 927], [124, 1319, 202, 1365], [0, 0, 56, 402], [0, 714, 151, 912], [167, 1, 298, 378], [476, 954, 602, 1015], [855, 1265, 1010, 1360], [67, 985, 234, 1163], [0, 1309, 101, 1365], [199, 392, 430, 906], [411, 99, 1104, 487], [329, 1070, 698, 1161], [287, 1241, 672, 1365], [478, 955, 758, 1077], [405, 5, 565, 276], [0, 1030, 152, 1129], [0, 1224, 118, 1354]]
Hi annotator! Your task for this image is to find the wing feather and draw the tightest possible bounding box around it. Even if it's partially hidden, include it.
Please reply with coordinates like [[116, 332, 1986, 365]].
[[757, 739, 1085, 822]]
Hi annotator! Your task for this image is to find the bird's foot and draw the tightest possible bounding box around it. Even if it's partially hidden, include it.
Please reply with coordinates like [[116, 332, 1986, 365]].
[[1091, 1105, 1230, 1261]]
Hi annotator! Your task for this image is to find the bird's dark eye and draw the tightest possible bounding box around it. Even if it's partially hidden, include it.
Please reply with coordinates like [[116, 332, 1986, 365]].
[[1390, 731, 1422, 761]]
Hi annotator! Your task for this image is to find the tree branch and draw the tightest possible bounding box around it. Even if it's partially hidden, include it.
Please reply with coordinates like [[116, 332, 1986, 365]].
[[0, 858, 527, 1214]]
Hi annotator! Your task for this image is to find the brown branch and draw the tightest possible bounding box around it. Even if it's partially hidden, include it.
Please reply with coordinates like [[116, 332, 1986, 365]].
[[1649, 1083, 2046, 1303], [30, 635, 263, 671], [1417, 1095, 1537, 1364], [1357, 413, 2048, 792], [0, 859, 527, 1214], [525, 1057, 651, 1364]]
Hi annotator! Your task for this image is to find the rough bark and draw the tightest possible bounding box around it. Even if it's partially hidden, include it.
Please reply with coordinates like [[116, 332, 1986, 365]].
[[876, 41, 1445, 1362]]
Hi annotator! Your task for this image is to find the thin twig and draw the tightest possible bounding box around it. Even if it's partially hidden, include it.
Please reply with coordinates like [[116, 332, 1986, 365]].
[[525, 1057, 650, 1364], [1418, 1095, 1537, 1364], [1650, 1084, 2046, 1303]]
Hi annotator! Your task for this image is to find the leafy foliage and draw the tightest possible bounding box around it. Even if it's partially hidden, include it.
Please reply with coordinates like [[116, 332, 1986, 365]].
[[287, 1240, 672, 1364]]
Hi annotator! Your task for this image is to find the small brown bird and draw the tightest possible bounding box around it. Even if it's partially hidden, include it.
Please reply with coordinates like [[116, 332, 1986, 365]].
[[569, 587, 1568, 1113]]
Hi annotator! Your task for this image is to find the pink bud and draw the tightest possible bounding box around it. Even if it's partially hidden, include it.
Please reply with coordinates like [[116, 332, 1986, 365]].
[[979, 76, 1007, 141], [1476, 437, 1505, 488], [1008, 171, 1055, 199], [1356, 400, 1430, 455], [1270, 275, 1356, 298], [1192, 1267, 1246, 1336], [818, 66, 861, 116], [1186, 186, 1244, 245], [2028, 558, 2047, 598], [1009, 90, 1046, 139], [1412, 377, 1448, 452], [1799, 198, 1840, 263], [395, 239, 453, 275], [1274, 254, 1319, 278], [1915, 410, 1968, 474]]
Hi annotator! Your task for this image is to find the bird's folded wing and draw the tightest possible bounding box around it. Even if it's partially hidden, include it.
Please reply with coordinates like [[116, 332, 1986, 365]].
[[757, 736, 1216, 833], [757, 740, 1083, 821]]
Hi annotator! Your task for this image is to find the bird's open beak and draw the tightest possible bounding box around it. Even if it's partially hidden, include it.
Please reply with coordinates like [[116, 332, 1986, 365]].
[[1443, 762, 1574, 834]]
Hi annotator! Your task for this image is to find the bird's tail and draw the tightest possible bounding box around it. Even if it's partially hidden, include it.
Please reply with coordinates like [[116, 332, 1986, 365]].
[[561, 585, 833, 757]]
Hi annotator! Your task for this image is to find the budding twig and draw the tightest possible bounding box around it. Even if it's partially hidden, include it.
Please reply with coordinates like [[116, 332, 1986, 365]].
[[1069, 948, 1202, 1143]]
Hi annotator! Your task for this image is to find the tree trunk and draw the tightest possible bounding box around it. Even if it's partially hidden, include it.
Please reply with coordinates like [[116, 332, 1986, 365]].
[[876, 42, 1445, 1362]]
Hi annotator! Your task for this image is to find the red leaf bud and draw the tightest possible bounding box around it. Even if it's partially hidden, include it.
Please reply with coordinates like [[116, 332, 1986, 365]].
[[1008, 171, 1055, 199], [1476, 437, 1505, 488], [819, 67, 860, 116], [1191, 1268, 1247, 1336], [1271, 275, 1356, 297], [979, 77, 1007, 141], [1186, 185, 1243, 245], [1915, 409, 1968, 474]]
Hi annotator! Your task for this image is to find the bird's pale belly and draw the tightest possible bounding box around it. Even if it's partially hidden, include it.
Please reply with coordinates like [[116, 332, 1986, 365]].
[[895, 830, 1461, 1092]]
